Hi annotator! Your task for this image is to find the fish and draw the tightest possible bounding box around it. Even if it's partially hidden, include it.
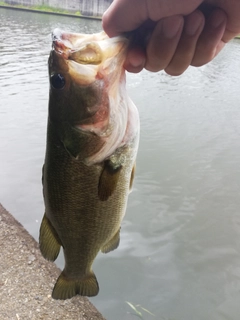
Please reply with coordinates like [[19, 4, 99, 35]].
[[39, 28, 140, 300]]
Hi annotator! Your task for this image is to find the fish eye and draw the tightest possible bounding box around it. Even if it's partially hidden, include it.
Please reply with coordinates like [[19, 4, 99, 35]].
[[50, 73, 65, 89]]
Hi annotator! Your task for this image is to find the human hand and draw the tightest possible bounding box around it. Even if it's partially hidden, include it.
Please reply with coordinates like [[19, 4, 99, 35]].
[[102, 0, 240, 75]]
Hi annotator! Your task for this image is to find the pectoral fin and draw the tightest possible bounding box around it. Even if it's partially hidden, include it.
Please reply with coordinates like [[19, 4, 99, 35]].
[[98, 160, 122, 201], [39, 213, 61, 261], [101, 228, 121, 253], [129, 162, 136, 191]]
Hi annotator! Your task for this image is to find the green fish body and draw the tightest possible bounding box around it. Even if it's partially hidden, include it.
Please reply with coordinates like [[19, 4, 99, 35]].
[[39, 29, 139, 300]]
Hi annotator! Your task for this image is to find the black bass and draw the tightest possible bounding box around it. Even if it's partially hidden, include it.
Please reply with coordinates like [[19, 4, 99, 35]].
[[39, 29, 139, 300]]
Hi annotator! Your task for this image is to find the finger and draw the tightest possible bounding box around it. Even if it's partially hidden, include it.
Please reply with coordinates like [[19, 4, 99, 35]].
[[165, 10, 205, 76], [205, 0, 240, 42], [145, 15, 184, 72], [191, 8, 227, 66], [102, 0, 203, 37], [124, 47, 146, 73]]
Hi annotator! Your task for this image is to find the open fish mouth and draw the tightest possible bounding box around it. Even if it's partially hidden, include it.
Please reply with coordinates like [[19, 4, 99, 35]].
[[52, 29, 105, 64], [51, 28, 128, 66]]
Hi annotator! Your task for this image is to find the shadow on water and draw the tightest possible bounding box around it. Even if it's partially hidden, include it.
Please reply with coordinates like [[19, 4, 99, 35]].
[[1, 7, 240, 320]]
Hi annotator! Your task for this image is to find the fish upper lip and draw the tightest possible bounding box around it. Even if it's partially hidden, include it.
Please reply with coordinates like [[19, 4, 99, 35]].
[[52, 39, 64, 53], [52, 29, 72, 57]]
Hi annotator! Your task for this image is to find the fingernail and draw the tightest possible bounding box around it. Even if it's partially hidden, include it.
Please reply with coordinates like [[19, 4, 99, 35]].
[[162, 16, 183, 39], [210, 10, 226, 28], [185, 12, 204, 36]]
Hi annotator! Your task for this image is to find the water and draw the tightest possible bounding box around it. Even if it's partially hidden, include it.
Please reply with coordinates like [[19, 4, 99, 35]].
[[1, 7, 240, 320]]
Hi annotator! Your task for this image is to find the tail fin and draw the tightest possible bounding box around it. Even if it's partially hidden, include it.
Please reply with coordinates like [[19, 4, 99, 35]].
[[52, 270, 99, 300]]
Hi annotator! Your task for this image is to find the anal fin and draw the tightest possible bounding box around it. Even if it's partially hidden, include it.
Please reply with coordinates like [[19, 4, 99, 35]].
[[52, 270, 99, 299], [98, 160, 122, 201], [101, 228, 121, 253], [39, 213, 61, 262]]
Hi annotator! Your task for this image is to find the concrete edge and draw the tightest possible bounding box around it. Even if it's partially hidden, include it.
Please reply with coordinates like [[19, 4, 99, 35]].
[[0, 4, 102, 20], [0, 203, 106, 320]]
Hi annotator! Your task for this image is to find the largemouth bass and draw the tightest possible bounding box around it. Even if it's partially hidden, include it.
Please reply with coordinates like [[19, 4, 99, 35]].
[[39, 29, 139, 300]]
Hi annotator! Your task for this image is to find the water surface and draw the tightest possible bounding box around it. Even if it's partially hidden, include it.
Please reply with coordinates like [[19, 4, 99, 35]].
[[1, 7, 240, 320]]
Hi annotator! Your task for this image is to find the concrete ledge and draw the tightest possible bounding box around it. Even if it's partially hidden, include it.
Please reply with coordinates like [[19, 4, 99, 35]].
[[0, 4, 102, 20], [0, 203, 105, 320]]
